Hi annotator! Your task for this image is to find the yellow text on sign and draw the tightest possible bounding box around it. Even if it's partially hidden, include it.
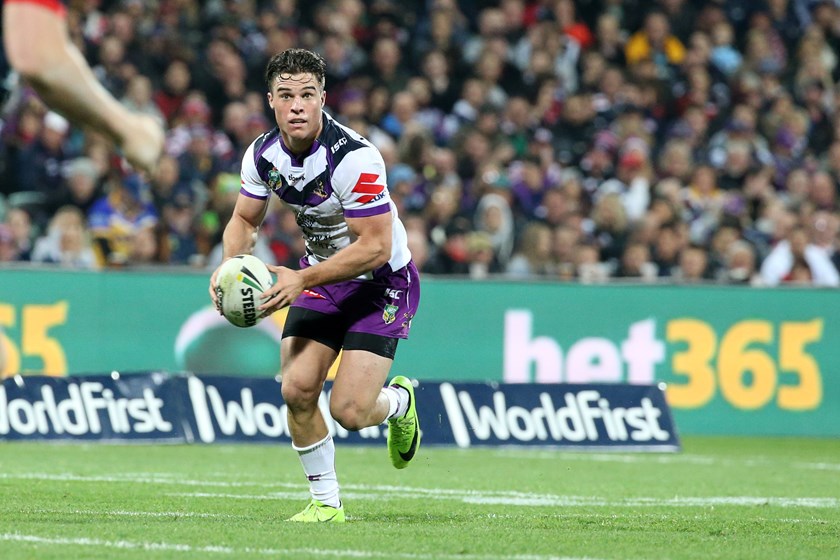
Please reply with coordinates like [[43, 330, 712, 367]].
[[0, 302, 69, 377], [666, 318, 823, 411]]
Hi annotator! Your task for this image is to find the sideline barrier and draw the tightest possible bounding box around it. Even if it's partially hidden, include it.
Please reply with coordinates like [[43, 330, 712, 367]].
[[2, 268, 838, 436], [0, 374, 680, 451]]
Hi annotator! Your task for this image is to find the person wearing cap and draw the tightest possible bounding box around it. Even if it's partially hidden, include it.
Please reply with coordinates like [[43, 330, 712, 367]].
[[57, 157, 103, 216], [87, 173, 159, 266], [2, 0, 163, 174], [16, 111, 70, 196], [165, 94, 235, 163]]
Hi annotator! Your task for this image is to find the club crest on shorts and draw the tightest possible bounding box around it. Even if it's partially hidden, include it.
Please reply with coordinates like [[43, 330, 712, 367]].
[[382, 304, 398, 325]]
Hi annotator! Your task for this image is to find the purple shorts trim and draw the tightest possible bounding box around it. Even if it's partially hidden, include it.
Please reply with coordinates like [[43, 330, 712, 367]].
[[344, 204, 390, 218], [240, 187, 268, 200], [291, 260, 420, 339]]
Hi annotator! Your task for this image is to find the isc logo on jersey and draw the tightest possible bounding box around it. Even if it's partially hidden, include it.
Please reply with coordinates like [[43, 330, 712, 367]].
[[330, 137, 348, 154], [352, 173, 385, 204]]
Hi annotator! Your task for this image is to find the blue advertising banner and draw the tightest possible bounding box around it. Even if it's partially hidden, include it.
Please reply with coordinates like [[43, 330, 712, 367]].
[[434, 382, 680, 450], [0, 372, 185, 442], [1, 374, 680, 451]]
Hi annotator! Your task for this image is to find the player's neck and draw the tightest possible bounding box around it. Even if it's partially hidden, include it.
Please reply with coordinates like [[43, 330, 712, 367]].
[[281, 117, 324, 157]]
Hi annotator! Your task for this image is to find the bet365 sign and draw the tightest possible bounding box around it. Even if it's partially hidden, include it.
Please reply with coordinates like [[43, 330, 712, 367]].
[[503, 310, 823, 413]]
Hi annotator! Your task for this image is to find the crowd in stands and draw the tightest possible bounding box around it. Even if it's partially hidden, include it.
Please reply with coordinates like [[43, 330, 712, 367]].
[[1, 0, 839, 287]]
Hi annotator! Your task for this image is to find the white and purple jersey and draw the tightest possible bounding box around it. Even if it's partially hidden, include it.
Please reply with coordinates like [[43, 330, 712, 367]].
[[240, 112, 411, 279]]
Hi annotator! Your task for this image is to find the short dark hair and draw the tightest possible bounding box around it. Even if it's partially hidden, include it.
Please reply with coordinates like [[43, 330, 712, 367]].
[[264, 48, 326, 90]]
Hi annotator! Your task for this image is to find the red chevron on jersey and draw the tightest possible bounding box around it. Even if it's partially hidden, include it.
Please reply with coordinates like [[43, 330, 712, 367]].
[[352, 173, 385, 203]]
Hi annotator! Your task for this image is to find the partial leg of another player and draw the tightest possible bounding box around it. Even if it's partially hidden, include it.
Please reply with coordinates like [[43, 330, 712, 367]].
[[2, 2, 164, 174]]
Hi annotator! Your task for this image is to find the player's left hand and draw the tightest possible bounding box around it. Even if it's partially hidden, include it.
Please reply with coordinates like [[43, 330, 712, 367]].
[[259, 265, 303, 315]]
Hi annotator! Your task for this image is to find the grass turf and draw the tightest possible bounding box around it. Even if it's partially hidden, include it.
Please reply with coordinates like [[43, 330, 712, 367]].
[[0, 436, 838, 559]]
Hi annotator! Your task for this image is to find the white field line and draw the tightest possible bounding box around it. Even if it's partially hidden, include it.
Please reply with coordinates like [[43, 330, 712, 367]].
[[483, 512, 834, 524], [167, 491, 840, 509], [27, 509, 238, 519], [2, 472, 838, 509], [0, 533, 598, 560], [490, 450, 840, 472], [43, 509, 837, 524]]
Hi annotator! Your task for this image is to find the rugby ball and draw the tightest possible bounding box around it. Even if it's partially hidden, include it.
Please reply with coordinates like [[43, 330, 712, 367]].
[[215, 254, 273, 328]]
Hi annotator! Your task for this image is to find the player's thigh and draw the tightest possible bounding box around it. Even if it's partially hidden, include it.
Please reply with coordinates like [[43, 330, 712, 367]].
[[3, 1, 66, 59], [280, 336, 338, 401], [330, 349, 393, 412], [280, 306, 344, 396]]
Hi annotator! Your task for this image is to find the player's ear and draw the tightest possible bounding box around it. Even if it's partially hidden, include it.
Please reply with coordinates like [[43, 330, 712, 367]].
[[267, 91, 274, 109], [321, 91, 326, 108]]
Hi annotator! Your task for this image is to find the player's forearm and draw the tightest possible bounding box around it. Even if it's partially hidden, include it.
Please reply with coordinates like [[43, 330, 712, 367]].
[[222, 215, 259, 260], [299, 238, 390, 288]]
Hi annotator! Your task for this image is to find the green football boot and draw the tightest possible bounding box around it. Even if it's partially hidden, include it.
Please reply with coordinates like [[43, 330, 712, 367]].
[[287, 499, 345, 523], [387, 375, 420, 469]]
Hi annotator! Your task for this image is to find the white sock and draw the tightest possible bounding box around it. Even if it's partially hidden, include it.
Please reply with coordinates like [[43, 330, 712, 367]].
[[293, 434, 340, 508], [383, 385, 409, 420]]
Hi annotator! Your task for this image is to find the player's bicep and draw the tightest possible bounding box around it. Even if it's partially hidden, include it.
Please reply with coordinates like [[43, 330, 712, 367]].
[[232, 193, 269, 229], [346, 211, 392, 246]]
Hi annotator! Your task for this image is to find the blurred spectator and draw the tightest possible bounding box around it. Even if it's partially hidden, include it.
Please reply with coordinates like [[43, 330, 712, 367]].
[[506, 221, 554, 278], [128, 225, 164, 265], [16, 111, 71, 197], [474, 192, 515, 268], [552, 224, 580, 277], [675, 244, 711, 282], [31, 206, 98, 269], [3, 206, 35, 261], [0, 224, 18, 262], [598, 141, 653, 222], [593, 13, 626, 66], [614, 241, 657, 280], [54, 157, 103, 216], [683, 164, 725, 243], [574, 241, 610, 283], [809, 171, 838, 212], [760, 224, 840, 286], [404, 222, 430, 272], [165, 94, 235, 162], [591, 192, 630, 267], [366, 37, 410, 94], [161, 189, 200, 265], [465, 231, 502, 279], [88, 174, 159, 267], [122, 75, 165, 124], [419, 50, 461, 113], [424, 216, 472, 275], [652, 222, 682, 278], [625, 10, 685, 78], [718, 239, 761, 285], [154, 60, 192, 125]]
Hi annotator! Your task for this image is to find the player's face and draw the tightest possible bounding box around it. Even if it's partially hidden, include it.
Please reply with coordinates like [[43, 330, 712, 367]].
[[268, 73, 325, 150]]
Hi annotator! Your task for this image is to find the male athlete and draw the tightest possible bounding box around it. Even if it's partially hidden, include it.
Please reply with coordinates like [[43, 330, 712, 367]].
[[209, 48, 420, 523], [2, 0, 163, 173]]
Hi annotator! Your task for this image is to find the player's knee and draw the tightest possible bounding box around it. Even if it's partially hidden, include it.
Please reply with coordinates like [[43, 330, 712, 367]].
[[280, 379, 320, 411], [330, 401, 367, 432]]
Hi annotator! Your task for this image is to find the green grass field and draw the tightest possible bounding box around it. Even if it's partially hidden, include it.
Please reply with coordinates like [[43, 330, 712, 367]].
[[1, 437, 838, 559]]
